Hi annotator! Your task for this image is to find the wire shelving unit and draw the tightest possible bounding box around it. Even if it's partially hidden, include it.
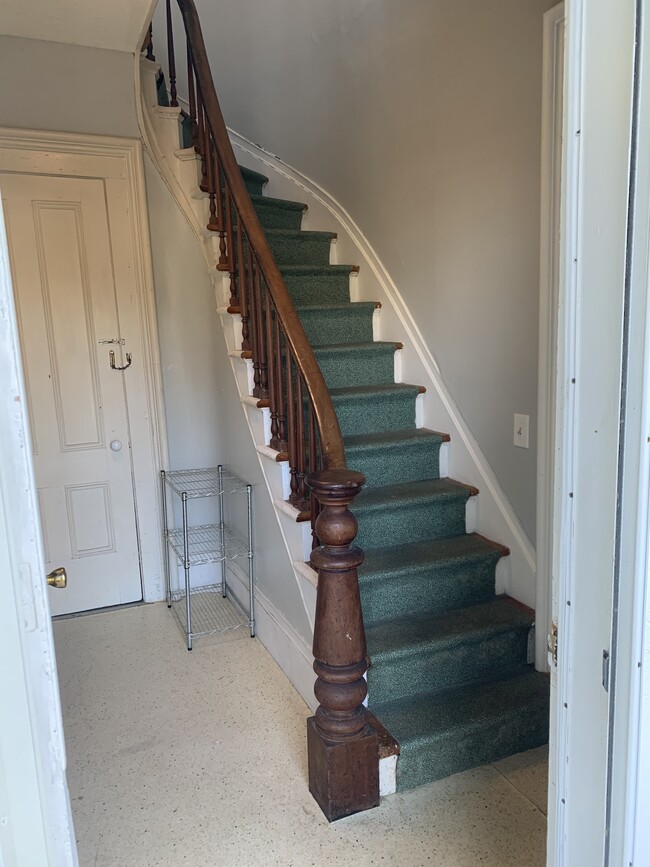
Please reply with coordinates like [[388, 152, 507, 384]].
[[161, 465, 254, 650]]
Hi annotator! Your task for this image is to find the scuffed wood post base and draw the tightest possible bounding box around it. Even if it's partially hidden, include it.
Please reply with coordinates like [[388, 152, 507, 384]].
[[307, 717, 379, 821]]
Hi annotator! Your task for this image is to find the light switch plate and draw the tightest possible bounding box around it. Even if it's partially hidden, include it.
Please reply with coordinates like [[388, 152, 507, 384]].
[[514, 413, 530, 449]]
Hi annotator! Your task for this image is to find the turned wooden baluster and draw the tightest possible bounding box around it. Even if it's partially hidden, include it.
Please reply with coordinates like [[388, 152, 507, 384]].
[[165, 0, 178, 106], [205, 133, 219, 232], [271, 313, 287, 451], [265, 292, 281, 448], [308, 405, 320, 548], [186, 42, 198, 148], [286, 347, 300, 505], [248, 246, 263, 398], [196, 101, 208, 192], [307, 470, 379, 821], [296, 374, 308, 509], [225, 191, 237, 309], [236, 222, 251, 352], [252, 260, 269, 400], [144, 23, 155, 61]]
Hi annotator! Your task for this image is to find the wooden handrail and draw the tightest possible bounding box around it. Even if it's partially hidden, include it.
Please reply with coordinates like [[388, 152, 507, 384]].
[[176, 0, 345, 472], [153, 0, 379, 821]]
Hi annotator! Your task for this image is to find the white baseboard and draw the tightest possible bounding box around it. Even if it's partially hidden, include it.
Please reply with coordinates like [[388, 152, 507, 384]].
[[226, 560, 317, 712]]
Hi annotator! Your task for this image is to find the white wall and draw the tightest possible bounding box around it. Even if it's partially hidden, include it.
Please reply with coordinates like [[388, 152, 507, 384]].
[[144, 153, 313, 644], [159, 0, 556, 542], [0, 36, 139, 137]]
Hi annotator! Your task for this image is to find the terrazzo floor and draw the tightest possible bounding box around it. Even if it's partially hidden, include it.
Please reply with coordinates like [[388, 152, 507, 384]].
[[53, 602, 548, 867]]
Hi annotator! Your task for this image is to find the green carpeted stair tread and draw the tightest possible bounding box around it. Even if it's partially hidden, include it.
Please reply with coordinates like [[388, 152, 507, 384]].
[[366, 596, 533, 661], [312, 342, 399, 389], [344, 428, 444, 486], [372, 670, 549, 790], [296, 303, 377, 346], [359, 534, 504, 622], [366, 597, 534, 707], [329, 383, 422, 436], [352, 477, 475, 547], [278, 265, 356, 276], [250, 193, 305, 212], [360, 533, 503, 580], [259, 228, 336, 266], [239, 165, 269, 196], [353, 477, 475, 510], [365, 597, 532, 704], [250, 193, 307, 231]]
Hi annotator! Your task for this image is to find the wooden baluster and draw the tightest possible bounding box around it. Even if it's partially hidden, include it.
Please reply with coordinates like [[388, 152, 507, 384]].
[[236, 222, 251, 352], [286, 346, 300, 505], [296, 374, 308, 509], [213, 148, 228, 268], [205, 133, 219, 233], [224, 192, 237, 308], [265, 292, 280, 449], [253, 263, 269, 400], [307, 470, 379, 821], [196, 101, 209, 192], [144, 23, 155, 61], [247, 246, 262, 397], [309, 405, 319, 547], [272, 313, 287, 451], [186, 42, 197, 148], [165, 0, 178, 107]]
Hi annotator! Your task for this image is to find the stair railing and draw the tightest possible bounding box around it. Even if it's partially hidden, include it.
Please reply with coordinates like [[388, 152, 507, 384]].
[[148, 0, 380, 820]]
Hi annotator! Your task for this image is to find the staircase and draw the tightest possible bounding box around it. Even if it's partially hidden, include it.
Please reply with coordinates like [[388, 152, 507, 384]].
[[142, 0, 548, 815], [235, 163, 549, 791]]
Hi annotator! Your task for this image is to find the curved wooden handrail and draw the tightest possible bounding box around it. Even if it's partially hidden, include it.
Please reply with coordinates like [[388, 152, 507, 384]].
[[176, 0, 345, 471]]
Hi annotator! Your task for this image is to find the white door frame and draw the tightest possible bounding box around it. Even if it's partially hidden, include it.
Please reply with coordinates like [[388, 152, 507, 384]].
[[537, 1, 566, 673], [548, 0, 638, 864], [0, 128, 168, 605], [605, 1, 650, 862]]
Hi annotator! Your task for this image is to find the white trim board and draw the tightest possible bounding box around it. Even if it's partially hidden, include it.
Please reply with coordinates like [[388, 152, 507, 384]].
[[0, 128, 168, 605], [227, 129, 537, 620], [537, 2, 565, 674]]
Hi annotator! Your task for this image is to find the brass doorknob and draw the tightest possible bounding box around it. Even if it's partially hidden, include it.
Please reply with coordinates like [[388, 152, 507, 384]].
[[47, 567, 67, 589]]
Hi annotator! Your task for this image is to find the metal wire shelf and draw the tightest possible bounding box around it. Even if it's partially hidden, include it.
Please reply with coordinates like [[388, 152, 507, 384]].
[[165, 524, 248, 566], [161, 465, 255, 650], [169, 584, 250, 639], [163, 466, 248, 498]]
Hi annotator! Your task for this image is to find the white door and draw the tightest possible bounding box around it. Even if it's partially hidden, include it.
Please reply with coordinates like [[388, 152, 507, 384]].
[[0, 192, 77, 866], [1, 173, 142, 615]]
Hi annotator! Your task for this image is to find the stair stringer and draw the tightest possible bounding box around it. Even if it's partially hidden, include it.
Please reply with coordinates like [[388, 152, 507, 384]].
[[227, 129, 540, 662], [136, 56, 319, 704]]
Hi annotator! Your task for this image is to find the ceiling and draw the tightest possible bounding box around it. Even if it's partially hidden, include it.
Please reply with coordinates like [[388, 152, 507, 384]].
[[0, 0, 156, 52]]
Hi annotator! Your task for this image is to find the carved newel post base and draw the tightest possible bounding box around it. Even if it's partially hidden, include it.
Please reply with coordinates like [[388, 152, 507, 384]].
[[307, 469, 380, 821]]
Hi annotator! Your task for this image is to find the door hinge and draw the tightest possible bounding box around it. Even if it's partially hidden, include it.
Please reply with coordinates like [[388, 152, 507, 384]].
[[602, 649, 610, 692], [547, 622, 558, 666]]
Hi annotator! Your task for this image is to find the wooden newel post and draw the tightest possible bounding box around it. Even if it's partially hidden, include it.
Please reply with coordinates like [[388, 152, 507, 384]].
[[307, 469, 380, 821]]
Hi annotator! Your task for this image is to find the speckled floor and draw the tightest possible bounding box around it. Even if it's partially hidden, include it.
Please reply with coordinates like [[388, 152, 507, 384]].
[[53, 603, 548, 867]]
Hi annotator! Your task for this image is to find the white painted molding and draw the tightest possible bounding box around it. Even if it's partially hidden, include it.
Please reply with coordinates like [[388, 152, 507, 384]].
[[0, 127, 168, 606], [228, 127, 538, 613], [225, 560, 316, 711], [537, 2, 565, 674]]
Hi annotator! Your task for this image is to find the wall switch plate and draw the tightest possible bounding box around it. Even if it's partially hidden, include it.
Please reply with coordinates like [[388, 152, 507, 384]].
[[514, 413, 530, 448]]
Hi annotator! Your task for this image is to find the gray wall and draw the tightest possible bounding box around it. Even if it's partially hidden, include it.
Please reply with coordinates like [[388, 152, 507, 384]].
[[144, 154, 312, 642], [0, 36, 138, 137], [160, 0, 556, 542]]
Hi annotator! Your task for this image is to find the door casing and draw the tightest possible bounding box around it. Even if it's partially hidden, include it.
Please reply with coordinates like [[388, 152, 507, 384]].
[[0, 128, 168, 604]]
